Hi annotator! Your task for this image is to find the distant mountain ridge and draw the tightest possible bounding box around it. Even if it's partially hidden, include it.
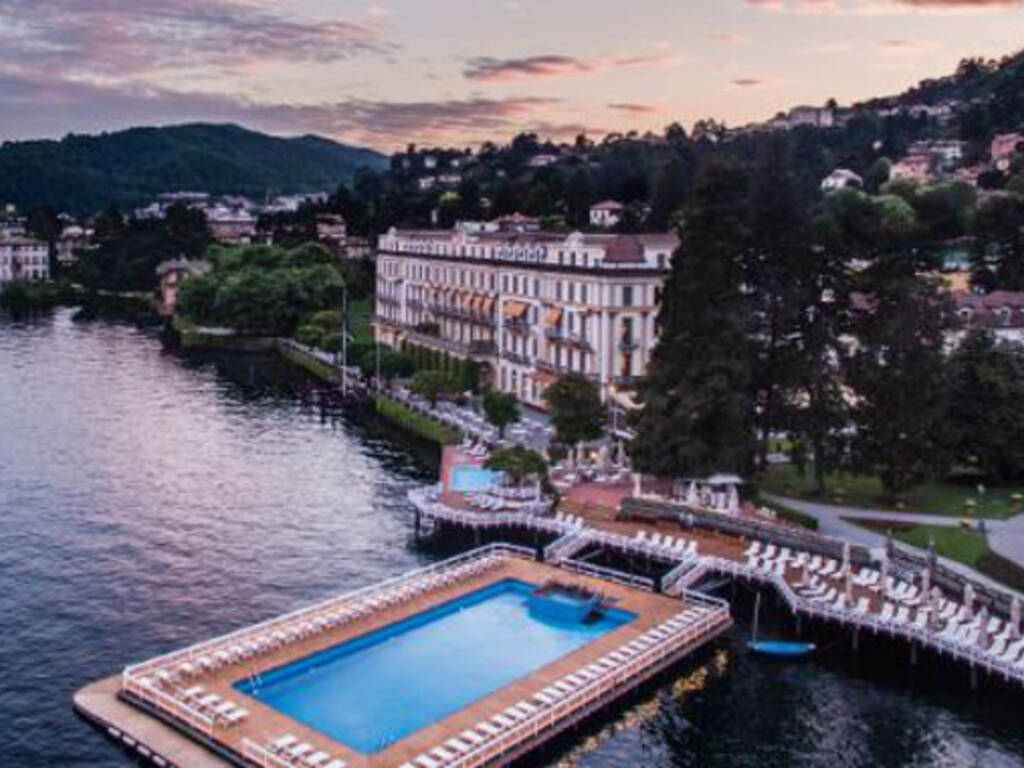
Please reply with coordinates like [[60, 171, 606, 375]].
[[0, 123, 387, 215]]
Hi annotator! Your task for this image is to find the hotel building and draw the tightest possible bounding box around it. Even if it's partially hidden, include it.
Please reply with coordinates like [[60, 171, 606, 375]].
[[0, 234, 49, 284], [374, 225, 678, 408]]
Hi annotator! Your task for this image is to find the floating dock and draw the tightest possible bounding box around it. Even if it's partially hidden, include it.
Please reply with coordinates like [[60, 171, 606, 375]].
[[75, 544, 732, 768]]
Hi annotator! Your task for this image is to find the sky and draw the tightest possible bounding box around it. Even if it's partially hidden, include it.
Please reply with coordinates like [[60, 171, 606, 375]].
[[0, 0, 1021, 151]]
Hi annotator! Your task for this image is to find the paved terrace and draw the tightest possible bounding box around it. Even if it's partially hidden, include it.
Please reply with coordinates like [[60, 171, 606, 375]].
[[410, 489, 1024, 689], [78, 546, 731, 768]]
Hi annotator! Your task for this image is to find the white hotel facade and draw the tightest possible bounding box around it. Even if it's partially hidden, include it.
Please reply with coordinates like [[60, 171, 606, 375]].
[[0, 235, 50, 284], [374, 226, 678, 409]]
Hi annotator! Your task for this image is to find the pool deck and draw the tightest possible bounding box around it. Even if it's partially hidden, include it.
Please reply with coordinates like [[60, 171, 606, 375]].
[[76, 552, 731, 768]]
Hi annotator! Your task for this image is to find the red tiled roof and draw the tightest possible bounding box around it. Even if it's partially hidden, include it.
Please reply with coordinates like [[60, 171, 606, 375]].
[[603, 236, 645, 264]]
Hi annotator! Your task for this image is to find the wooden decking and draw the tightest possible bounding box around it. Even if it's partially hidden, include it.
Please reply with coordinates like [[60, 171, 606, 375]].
[[78, 551, 730, 768], [74, 676, 235, 768]]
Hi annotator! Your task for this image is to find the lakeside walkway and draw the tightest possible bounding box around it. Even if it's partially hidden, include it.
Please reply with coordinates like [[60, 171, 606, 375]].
[[411, 488, 1024, 691], [765, 494, 1024, 590]]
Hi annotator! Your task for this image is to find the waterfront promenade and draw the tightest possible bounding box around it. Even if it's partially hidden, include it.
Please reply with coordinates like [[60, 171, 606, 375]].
[[410, 486, 1024, 691], [765, 494, 1024, 592]]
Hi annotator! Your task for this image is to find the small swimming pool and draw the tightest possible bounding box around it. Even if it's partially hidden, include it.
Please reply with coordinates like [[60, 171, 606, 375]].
[[236, 579, 634, 753], [450, 464, 501, 492]]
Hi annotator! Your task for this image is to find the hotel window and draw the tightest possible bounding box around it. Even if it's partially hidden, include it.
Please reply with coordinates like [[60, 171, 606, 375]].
[[533, 278, 539, 297], [622, 286, 634, 307], [555, 282, 562, 301], [570, 251, 576, 266], [502, 275, 509, 292], [581, 284, 588, 304], [569, 283, 576, 302]]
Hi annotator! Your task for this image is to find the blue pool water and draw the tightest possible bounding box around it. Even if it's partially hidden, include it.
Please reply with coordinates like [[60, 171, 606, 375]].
[[236, 579, 634, 753], [450, 464, 502, 492]]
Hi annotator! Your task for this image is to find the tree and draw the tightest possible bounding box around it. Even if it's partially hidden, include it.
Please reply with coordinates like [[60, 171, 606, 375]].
[[483, 391, 519, 437], [631, 159, 756, 478], [971, 192, 1024, 292], [544, 374, 604, 447], [485, 446, 547, 487], [359, 347, 415, 387], [178, 244, 344, 335], [945, 329, 1024, 482], [409, 369, 456, 406], [647, 155, 688, 230], [26, 205, 61, 271], [565, 169, 595, 228], [848, 262, 953, 497]]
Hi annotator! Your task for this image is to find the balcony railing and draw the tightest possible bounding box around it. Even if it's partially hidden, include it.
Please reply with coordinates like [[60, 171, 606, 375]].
[[427, 303, 496, 326], [403, 328, 496, 358], [500, 349, 532, 366], [547, 329, 593, 350], [536, 360, 599, 383]]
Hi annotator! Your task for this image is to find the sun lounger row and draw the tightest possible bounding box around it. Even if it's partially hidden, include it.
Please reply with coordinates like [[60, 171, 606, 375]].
[[151, 556, 506, 684], [266, 734, 347, 768], [635, 530, 699, 559], [553, 512, 585, 530], [401, 605, 717, 768], [136, 678, 249, 727]]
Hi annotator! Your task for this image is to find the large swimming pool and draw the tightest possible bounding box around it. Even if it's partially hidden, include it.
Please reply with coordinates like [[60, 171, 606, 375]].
[[236, 579, 634, 753]]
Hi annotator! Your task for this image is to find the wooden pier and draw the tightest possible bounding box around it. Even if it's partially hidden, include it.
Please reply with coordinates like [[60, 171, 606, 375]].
[[411, 489, 1024, 690]]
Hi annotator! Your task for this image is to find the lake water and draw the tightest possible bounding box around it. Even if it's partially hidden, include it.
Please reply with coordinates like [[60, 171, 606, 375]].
[[1, 309, 1022, 768]]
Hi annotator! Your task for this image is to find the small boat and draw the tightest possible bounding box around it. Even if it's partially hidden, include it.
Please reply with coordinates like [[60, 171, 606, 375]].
[[748, 640, 817, 658]]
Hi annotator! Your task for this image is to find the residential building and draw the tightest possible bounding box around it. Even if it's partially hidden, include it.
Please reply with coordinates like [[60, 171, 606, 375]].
[[948, 290, 1024, 347], [56, 225, 93, 266], [991, 132, 1023, 170], [0, 234, 49, 284], [889, 154, 933, 184], [908, 139, 966, 167], [374, 225, 678, 408], [206, 206, 257, 243], [527, 154, 559, 168], [0, 203, 26, 237], [768, 105, 835, 131], [317, 214, 347, 246], [155, 258, 211, 316], [821, 169, 863, 191], [590, 200, 624, 229]]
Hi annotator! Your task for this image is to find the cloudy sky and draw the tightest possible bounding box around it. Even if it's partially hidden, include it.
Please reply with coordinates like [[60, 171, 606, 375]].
[[0, 0, 1020, 150]]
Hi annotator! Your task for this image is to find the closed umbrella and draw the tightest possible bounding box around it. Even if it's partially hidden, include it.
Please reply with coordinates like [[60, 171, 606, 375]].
[[844, 572, 854, 608], [727, 485, 740, 515], [632, 472, 642, 498], [978, 605, 991, 648], [686, 481, 699, 506], [1011, 595, 1022, 640], [929, 587, 942, 632], [921, 567, 930, 599], [841, 542, 851, 576], [879, 552, 889, 596], [964, 583, 975, 618]]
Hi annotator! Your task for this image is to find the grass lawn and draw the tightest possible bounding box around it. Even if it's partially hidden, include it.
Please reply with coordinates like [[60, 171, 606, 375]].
[[852, 520, 988, 567], [760, 463, 1024, 520], [348, 298, 374, 344], [848, 519, 1024, 592]]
